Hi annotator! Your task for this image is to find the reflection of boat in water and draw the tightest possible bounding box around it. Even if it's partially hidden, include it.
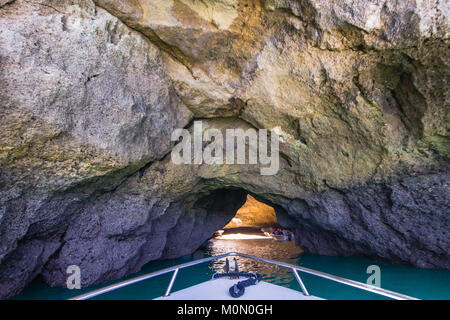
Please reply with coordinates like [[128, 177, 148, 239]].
[[70, 252, 418, 301]]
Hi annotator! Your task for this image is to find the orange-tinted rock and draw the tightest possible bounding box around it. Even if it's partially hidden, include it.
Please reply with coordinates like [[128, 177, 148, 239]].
[[224, 195, 278, 228]]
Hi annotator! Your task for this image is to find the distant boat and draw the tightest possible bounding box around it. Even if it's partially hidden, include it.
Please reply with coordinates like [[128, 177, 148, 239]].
[[270, 234, 290, 241], [70, 252, 418, 301], [270, 231, 294, 242]]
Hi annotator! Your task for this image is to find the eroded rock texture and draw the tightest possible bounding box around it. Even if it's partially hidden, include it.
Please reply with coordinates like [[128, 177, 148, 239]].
[[0, 0, 449, 298]]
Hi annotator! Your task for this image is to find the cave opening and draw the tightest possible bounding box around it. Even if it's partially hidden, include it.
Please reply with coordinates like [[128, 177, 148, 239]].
[[188, 188, 303, 265], [187, 188, 301, 259], [214, 194, 286, 240]]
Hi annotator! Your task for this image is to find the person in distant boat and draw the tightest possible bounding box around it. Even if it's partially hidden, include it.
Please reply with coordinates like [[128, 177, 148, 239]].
[[283, 229, 292, 241], [274, 228, 283, 236]]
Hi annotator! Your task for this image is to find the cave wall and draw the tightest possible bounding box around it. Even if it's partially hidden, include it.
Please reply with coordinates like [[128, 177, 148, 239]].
[[273, 173, 450, 268], [0, 0, 449, 298]]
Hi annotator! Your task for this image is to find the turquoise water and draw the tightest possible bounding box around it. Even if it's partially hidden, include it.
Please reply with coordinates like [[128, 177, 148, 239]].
[[11, 238, 450, 300]]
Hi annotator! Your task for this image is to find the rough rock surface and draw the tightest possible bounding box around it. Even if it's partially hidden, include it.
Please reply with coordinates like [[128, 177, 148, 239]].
[[0, 0, 449, 298], [0, 0, 192, 297]]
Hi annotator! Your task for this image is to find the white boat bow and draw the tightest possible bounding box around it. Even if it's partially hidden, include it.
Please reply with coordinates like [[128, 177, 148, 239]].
[[156, 277, 323, 300], [69, 252, 419, 300]]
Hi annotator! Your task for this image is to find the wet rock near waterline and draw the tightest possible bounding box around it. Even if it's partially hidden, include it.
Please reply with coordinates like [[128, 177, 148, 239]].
[[278, 173, 450, 269], [41, 188, 247, 289]]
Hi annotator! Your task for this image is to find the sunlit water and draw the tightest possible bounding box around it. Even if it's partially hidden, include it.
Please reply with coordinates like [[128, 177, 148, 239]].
[[11, 238, 450, 300]]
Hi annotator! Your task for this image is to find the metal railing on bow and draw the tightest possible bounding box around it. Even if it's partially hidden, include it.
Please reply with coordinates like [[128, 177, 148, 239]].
[[69, 252, 418, 300]]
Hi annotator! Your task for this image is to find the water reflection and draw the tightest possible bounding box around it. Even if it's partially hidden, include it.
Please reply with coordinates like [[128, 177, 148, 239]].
[[202, 238, 303, 286]]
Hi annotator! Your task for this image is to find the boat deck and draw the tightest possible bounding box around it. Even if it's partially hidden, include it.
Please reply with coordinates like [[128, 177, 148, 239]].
[[156, 277, 323, 300], [70, 252, 418, 301]]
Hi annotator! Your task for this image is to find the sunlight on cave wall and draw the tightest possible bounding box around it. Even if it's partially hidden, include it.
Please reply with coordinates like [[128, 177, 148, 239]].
[[223, 195, 278, 229]]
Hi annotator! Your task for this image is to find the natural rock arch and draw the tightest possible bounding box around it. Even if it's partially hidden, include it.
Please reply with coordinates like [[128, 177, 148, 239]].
[[0, 0, 449, 299]]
